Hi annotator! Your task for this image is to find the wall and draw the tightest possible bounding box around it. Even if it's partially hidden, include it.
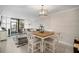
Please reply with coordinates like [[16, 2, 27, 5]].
[[38, 8, 79, 46], [24, 17, 40, 29]]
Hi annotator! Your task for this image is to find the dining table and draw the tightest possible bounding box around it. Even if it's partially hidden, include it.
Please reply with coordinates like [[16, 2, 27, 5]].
[[32, 31, 55, 53]]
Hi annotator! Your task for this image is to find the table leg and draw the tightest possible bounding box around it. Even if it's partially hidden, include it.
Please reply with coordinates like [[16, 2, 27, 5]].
[[41, 39, 44, 53]]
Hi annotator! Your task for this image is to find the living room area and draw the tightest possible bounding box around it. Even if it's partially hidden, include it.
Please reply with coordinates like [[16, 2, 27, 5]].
[[0, 5, 79, 53]]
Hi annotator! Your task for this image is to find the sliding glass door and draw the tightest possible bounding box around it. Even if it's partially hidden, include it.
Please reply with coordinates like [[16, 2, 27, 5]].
[[10, 19, 18, 35], [10, 18, 24, 36]]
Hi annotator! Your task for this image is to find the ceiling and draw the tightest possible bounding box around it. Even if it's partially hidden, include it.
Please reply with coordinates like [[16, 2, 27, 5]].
[[0, 5, 79, 19]]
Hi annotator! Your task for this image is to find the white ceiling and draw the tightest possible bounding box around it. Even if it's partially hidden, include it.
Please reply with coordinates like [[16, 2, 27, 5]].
[[0, 5, 79, 19]]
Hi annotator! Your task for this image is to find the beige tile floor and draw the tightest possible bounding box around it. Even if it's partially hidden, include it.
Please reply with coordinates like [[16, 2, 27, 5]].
[[0, 37, 73, 53]]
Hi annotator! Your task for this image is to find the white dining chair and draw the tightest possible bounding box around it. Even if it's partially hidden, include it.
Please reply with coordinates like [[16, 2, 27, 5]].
[[27, 31, 41, 53], [44, 33, 60, 53]]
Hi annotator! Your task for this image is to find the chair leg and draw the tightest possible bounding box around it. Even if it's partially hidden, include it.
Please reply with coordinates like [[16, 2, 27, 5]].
[[43, 43, 45, 52], [28, 43, 34, 53], [32, 45, 34, 53], [52, 44, 57, 53], [52, 47, 56, 53], [28, 43, 30, 53]]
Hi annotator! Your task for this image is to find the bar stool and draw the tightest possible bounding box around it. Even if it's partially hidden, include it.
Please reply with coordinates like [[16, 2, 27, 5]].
[[44, 33, 60, 53], [27, 32, 41, 53]]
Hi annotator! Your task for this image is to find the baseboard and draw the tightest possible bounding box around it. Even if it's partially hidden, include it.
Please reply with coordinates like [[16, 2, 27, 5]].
[[59, 41, 73, 47]]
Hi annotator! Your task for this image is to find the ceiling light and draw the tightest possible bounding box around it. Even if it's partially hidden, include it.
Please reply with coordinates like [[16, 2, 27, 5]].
[[39, 5, 48, 16]]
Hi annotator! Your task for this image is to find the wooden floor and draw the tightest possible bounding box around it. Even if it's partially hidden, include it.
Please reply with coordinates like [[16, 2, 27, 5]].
[[0, 37, 73, 53]]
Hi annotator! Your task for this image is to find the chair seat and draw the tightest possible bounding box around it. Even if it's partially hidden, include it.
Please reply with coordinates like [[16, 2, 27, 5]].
[[28, 41, 41, 49], [29, 40, 41, 44], [28, 37, 41, 43]]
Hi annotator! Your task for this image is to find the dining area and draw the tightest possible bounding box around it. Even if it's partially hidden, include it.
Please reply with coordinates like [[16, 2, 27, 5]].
[[0, 5, 77, 53], [30, 31, 60, 53], [12, 24, 60, 53], [0, 0, 79, 59]]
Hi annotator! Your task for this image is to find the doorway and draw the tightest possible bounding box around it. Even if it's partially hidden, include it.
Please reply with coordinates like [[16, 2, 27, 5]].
[[10, 18, 24, 36]]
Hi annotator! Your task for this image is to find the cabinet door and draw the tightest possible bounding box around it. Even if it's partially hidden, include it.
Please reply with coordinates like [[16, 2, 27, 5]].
[[0, 31, 7, 40]]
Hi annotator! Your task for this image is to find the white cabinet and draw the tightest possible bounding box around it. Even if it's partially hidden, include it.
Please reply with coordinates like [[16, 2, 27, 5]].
[[0, 31, 7, 41], [0, 31, 7, 52]]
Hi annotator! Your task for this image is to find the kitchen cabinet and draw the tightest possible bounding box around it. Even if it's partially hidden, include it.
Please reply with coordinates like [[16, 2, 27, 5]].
[[0, 31, 7, 41]]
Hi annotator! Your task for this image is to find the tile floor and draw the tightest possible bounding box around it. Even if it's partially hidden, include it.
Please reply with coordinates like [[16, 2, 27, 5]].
[[0, 37, 73, 53]]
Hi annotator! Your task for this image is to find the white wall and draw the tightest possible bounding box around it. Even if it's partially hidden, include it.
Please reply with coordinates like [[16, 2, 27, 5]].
[[24, 17, 41, 29], [37, 8, 79, 46]]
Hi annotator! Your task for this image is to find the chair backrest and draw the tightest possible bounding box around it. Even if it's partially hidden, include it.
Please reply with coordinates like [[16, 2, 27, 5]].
[[49, 32, 60, 44], [27, 31, 39, 43], [26, 31, 34, 42], [53, 32, 60, 46]]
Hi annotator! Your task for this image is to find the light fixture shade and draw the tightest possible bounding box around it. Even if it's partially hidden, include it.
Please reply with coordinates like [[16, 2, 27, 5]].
[[39, 5, 48, 16]]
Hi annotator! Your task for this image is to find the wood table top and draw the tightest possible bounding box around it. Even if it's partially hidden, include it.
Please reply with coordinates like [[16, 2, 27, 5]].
[[33, 31, 55, 38]]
